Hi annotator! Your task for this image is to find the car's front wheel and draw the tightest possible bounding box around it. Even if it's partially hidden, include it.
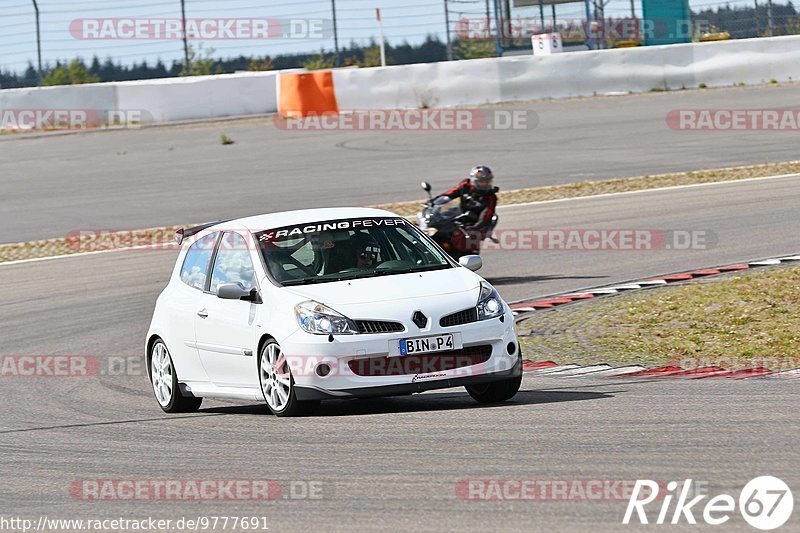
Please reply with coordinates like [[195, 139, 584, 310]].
[[150, 339, 202, 413], [465, 374, 522, 404], [259, 340, 318, 417]]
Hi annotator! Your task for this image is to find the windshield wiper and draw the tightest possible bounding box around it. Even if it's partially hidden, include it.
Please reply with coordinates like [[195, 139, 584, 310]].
[[282, 275, 360, 286], [281, 264, 450, 286], [372, 264, 451, 276]]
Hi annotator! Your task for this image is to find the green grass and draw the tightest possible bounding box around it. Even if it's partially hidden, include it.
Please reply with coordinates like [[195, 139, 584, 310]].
[[518, 266, 800, 368]]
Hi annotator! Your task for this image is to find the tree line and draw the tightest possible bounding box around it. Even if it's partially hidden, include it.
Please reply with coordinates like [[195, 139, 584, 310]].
[[0, 37, 449, 89], [1, 2, 798, 89]]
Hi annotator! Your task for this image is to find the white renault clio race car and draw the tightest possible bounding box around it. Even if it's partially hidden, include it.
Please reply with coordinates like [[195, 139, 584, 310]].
[[146, 208, 521, 417]]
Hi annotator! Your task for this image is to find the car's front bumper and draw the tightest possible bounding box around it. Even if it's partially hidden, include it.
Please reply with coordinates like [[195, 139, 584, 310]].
[[294, 355, 521, 400], [281, 308, 520, 400]]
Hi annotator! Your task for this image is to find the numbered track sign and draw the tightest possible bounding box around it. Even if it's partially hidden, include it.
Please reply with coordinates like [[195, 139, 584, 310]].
[[532, 33, 563, 56]]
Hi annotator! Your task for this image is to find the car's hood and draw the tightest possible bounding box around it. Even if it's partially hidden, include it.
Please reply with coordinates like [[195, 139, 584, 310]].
[[282, 267, 481, 307]]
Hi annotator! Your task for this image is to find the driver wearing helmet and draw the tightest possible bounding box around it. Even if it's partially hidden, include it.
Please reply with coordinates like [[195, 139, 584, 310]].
[[434, 165, 499, 237], [355, 237, 381, 269]]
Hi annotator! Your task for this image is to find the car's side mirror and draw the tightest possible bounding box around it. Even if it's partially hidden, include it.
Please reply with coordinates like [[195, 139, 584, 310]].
[[459, 255, 483, 272], [421, 181, 432, 192], [217, 283, 261, 303]]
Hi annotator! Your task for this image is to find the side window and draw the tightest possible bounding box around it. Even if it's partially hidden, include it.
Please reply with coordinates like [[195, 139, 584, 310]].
[[210, 232, 257, 294], [180, 232, 219, 290]]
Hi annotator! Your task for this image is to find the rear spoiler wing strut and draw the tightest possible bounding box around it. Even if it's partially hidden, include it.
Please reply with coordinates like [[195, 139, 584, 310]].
[[174, 219, 233, 245]]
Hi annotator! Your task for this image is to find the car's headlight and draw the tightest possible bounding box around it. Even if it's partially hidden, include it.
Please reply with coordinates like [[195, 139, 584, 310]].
[[295, 301, 359, 335], [477, 282, 504, 321]]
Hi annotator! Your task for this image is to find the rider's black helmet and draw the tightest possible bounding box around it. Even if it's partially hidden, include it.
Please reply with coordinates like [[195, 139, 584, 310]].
[[470, 165, 494, 191]]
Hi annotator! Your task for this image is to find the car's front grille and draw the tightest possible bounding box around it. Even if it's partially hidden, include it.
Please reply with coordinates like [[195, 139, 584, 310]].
[[439, 308, 478, 328], [348, 345, 493, 377], [355, 320, 405, 334]]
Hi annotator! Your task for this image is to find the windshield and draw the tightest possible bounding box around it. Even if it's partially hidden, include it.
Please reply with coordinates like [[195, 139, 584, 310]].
[[256, 217, 453, 286]]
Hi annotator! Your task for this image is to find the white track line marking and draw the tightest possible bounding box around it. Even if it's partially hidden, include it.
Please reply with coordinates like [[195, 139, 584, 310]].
[[587, 288, 619, 295], [527, 364, 581, 375], [0, 244, 178, 267], [771, 369, 800, 378], [581, 365, 647, 377], [4, 172, 800, 268], [496, 172, 800, 211], [638, 280, 669, 286], [749, 259, 782, 266], [548, 364, 612, 376], [607, 284, 642, 291]]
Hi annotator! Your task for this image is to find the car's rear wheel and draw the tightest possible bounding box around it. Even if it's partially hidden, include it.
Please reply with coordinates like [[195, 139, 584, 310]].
[[150, 339, 202, 413], [259, 340, 318, 417], [465, 374, 522, 403]]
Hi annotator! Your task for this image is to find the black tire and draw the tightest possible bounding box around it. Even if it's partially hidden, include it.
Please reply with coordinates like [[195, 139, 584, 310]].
[[149, 339, 203, 413], [258, 340, 318, 417], [465, 375, 522, 404]]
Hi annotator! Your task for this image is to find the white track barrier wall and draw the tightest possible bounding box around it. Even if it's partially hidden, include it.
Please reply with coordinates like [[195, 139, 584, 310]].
[[2, 35, 799, 125], [0, 71, 279, 126], [115, 71, 278, 123], [333, 35, 800, 110], [0, 83, 117, 115]]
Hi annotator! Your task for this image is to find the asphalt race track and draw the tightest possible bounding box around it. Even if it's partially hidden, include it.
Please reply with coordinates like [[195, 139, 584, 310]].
[[0, 376, 796, 532], [2, 85, 800, 531], [486, 174, 800, 300], [2, 83, 800, 244], [1, 176, 799, 531]]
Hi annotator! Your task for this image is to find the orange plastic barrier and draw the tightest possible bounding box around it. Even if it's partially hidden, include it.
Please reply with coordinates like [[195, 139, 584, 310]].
[[278, 71, 339, 118]]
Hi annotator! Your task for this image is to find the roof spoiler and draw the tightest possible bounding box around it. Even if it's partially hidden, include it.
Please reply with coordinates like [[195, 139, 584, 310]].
[[174, 219, 233, 245]]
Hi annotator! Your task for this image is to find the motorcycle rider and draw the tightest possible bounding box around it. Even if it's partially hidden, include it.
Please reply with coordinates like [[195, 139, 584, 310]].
[[433, 165, 499, 239]]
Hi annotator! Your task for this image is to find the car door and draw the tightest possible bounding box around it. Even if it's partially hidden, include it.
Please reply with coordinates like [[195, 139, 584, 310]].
[[168, 231, 220, 382], [194, 231, 261, 388]]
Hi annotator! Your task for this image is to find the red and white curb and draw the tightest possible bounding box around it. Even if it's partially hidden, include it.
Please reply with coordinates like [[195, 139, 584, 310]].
[[522, 361, 800, 380], [510, 253, 800, 317]]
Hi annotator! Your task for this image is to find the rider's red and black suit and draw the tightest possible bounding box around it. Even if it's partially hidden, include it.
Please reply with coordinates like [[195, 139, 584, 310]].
[[438, 179, 498, 238]]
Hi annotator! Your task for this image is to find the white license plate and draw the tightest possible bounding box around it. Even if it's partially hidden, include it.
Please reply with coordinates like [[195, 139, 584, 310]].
[[399, 334, 455, 355]]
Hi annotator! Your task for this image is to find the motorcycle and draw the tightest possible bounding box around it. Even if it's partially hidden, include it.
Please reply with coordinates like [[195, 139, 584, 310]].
[[416, 181, 498, 260]]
